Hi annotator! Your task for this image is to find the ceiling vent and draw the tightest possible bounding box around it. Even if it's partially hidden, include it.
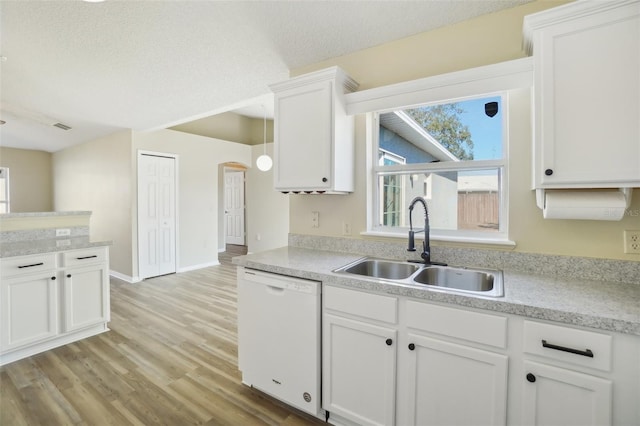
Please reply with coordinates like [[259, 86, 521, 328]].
[[53, 122, 72, 131], [0, 103, 72, 130]]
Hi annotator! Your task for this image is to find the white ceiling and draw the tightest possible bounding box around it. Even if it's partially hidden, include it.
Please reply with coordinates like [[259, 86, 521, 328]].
[[0, 0, 530, 153]]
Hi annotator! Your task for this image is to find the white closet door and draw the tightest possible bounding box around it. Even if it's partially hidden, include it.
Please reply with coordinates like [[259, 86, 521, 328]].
[[138, 153, 176, 279], [224, 170, 245, 245]]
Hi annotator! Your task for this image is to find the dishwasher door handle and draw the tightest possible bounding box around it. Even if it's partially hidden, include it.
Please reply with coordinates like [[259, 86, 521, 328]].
[[266, 284, 286, 294]]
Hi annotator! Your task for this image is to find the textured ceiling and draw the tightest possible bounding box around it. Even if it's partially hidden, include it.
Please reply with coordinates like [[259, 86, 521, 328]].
[[0, 0, 530, 152]]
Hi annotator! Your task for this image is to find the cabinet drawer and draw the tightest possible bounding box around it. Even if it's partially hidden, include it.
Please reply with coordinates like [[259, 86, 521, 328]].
[[523, 321, 612, 372], [0, 253, 57, 278], [62, 247, 107, 267], [324, 285, 398, 324], [406, 301, 507, 349]]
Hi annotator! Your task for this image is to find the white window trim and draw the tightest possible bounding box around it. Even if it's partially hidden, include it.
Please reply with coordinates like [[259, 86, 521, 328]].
[[350, 58, 533, 246], [0, 167, 9, 214]]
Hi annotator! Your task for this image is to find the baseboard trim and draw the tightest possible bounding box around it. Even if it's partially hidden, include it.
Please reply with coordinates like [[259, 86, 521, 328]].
[[178, 260, 220, 272], [109, 270, 141, 283]]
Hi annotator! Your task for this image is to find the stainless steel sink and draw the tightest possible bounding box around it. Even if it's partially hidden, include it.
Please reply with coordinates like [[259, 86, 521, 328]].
[[342, 259, 420, 280], [412, 266, 495, 292], [334, 257, 504, 297]]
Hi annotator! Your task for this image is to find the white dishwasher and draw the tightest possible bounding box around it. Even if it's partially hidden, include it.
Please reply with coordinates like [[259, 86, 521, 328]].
[[237, 267, 321, 418]]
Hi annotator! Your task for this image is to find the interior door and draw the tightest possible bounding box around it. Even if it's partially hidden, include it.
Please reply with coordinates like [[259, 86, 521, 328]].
[[224, 170, 245, 246], [138, 153, 176, 279]]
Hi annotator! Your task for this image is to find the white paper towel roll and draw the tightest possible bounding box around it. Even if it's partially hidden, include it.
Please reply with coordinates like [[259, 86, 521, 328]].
[[543, 190, 627, 221]]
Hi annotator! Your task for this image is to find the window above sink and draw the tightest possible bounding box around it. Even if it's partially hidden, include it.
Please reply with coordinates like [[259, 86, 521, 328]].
[[345, 58, 532, 246]]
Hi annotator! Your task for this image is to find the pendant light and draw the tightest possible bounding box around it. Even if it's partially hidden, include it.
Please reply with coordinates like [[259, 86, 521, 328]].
[[256, 105, 273, 172]]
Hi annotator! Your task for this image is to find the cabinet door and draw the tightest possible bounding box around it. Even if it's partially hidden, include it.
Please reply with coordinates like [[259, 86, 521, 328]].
[[0, 271, 58, 351], [274, 80, 333, 191], [401, 333, 508, 426], [323, 313, 396, 426], [534, 6, 640, 187], [63, 263, 110, 332], [522, 361, 612, 426]]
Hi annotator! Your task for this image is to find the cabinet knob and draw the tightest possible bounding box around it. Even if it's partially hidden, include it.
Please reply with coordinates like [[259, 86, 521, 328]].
[[322, 177, 328, 183], [408, 343, 415, 351], [67, 274, 72, 278], [385, 338, 393, 346], [51, 276, 56, 281], [545, 169, 553, 176], [526, 373, 536, 383]]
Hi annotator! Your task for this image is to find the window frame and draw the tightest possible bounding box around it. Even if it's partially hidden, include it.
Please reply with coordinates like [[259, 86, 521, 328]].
[[370, 101, 509, 242], [0, 167, 9, 214], [346, 57, 533, 246]]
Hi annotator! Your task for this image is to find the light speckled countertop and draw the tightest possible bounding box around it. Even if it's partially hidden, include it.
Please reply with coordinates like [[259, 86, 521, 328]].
[[0, 237, 112, 258], [233, 246, 640, 336], [0, 211, 91, 218]]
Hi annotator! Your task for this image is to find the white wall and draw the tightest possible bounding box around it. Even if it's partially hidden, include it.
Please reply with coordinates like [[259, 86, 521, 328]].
[[52, 130, 134, 276], [133, 129, 251, 274], [246, 143, 289, 253]]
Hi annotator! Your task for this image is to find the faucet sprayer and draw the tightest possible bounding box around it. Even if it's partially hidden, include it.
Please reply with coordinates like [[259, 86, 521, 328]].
[[408, 196, 431, 264]]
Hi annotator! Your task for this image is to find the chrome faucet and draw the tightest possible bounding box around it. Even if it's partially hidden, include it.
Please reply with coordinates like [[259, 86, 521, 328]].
[[407, 196, 431, 264]]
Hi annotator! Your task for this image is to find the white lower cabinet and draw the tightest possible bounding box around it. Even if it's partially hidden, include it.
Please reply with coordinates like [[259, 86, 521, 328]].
[[63, 261, 110, 333], [517, 319, 639, 426], [322, 285, 508, 426], [322, 285, 639, 426], [0, 246, 110, 366], [323, 314, 397, 426], [522, 360, 612, 426], [400, 334, 508, 426], [0, 270, 59, 351]]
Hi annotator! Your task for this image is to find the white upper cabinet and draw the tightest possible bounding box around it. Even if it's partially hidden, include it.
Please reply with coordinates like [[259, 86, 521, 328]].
[[270, 67, 358, 193], [524, 0, 640, 188]]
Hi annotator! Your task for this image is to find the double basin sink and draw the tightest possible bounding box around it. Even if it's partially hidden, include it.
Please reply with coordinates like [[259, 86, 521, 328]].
[[334, 258, 504, 297]]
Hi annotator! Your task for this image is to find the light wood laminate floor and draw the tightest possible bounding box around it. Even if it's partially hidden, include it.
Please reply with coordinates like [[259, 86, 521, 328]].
[[0, 257, 325, 425]]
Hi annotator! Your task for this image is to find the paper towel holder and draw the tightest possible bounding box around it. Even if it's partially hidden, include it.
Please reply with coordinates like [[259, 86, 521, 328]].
[[536, 188, 632, 213]]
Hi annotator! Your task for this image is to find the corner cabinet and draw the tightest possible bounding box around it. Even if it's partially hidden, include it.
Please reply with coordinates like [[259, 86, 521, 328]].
[[0, 246, 110, 366], [270, 67, 359, 194], [524, 0, 640, 188]]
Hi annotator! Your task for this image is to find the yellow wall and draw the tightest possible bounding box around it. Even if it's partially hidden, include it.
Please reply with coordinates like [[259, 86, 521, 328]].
[[288, 0, 640, 261], [0, 147, 53, 212], [170, 112, 273, 146]]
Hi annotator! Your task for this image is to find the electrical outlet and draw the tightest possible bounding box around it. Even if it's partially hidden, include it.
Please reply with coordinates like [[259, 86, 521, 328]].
[[311, 211, 319, 228], [342, 222, 352, 236], [56, 228, 71, 237], [624, 230, 640, 254]]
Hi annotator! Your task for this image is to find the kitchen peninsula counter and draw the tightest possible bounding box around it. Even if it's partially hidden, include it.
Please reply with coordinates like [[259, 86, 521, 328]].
[[0, 237, 112, 258]]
